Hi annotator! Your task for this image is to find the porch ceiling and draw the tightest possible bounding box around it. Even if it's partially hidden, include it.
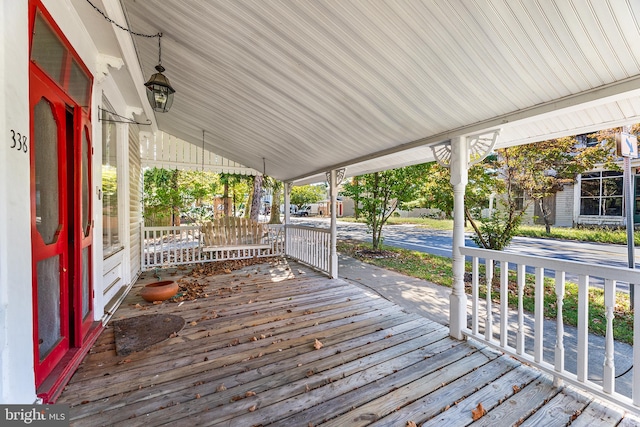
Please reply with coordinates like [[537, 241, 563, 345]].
[[119, 0, 640, 183]]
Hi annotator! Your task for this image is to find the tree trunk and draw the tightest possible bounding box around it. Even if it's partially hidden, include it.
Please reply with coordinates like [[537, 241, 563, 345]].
[[223, 181, 230, 217], [245, 186, 253, 218], [171, 169, 180, 226], [539, 199, 552, 233], [269, 185, 282, 224], [250, 175, 263, 222]]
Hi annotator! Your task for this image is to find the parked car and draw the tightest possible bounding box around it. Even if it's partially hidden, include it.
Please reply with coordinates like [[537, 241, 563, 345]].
[[294, 205, 311, 216]]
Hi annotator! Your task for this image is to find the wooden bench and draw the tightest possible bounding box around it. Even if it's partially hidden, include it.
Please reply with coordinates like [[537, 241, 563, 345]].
[[201, 217, 271, 252]]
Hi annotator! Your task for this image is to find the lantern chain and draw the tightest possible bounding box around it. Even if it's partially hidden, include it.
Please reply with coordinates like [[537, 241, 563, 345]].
[[85, 0, 161, 38]]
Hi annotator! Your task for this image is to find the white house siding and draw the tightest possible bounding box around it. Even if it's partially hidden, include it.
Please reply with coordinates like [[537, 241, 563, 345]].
[[129, 124, 142, 282], [555, 185, 574, 228], [0, 0, 36, 404]]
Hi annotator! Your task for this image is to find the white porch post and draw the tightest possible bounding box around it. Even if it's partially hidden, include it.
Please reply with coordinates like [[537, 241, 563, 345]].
[[284, 182, 291, 256], [329, 170, 338, 279], [284, 182, 291, 225], [450, 136, 469, 339]]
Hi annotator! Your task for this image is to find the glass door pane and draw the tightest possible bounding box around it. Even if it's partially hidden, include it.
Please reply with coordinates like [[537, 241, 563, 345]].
[[34, 99, 60, 245], [37, 256, 61, 359]]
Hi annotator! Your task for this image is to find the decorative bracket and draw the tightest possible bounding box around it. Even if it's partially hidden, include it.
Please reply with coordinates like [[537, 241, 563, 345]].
[[98, 106, 152, 126], [430, 129, 500, 169], [325, 168, 346, 186]]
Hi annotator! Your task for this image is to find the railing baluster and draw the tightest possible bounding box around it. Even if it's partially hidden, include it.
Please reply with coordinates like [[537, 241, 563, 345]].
[[485, 259, 493, 342], [577, 274, 589, 382], [516, 263, 525, 355], [459, 246, 640, 411], [554, 271, 565, 387], [634, 283, 640, 406], [471, 256, 479, 335], [534, 266, 545, 363], [500, 260, 509, 348], [603, 279, 616, 394]]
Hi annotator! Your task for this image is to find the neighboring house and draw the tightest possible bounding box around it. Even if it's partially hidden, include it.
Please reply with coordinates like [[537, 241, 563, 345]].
[[519, 166, 635, 228]]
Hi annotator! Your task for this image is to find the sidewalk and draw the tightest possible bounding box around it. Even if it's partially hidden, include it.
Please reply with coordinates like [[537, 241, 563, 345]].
[[337, 254, 635, 398]]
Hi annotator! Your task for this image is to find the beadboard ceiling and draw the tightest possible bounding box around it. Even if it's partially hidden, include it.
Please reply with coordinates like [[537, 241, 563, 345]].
[[115, 0, 640, 183]]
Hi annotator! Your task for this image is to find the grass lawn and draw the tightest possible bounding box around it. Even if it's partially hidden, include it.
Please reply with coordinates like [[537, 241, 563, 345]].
[[337, 239, 634, 345]]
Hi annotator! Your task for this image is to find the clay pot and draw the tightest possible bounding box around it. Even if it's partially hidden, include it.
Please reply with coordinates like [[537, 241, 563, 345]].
[[140, 280, 179, 302]]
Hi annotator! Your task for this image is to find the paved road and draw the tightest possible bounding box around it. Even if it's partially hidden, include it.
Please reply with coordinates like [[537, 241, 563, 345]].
[[290, 216, 640, 292]]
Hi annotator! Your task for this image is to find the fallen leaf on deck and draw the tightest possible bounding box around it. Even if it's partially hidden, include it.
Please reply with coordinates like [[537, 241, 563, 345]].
[[195, 394, 201, 399], [513, 384, 520, 393], [472, 403, 486, 420], [117, 359, 132, 365], [216, 384, 227, 392], [314, 339, 324, 350], [406, 422, 417, 427], [224, 269, 232, 274], [245, 391, 256, 397], [189, 321, 197, 326], [152, 300, 163, 305], [248, 404, 257, 412]]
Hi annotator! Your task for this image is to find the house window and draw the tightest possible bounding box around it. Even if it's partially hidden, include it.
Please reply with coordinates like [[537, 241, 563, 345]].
[[580, 171, 623, 216], [102, 102, 121, 257]]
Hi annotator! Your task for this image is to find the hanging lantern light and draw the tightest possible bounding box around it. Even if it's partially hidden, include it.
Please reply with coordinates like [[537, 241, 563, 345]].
[[144, 33, 175, 113]]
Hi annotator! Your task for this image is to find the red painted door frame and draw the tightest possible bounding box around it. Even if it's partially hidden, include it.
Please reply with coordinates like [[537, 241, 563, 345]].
[[29, 0, 96, 393]]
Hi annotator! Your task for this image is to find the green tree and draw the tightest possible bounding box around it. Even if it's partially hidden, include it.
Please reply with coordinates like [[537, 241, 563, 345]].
[[143, 168, 183, 225], [143, 168, 222, 225], [290, 184, 326, 208], [417, 161, 499, 220], [342, 164, 427, 250], [502, 136, 617, 233]]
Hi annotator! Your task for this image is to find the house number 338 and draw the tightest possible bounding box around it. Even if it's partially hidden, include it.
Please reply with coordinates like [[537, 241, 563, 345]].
[[10, 130, 28, 153]]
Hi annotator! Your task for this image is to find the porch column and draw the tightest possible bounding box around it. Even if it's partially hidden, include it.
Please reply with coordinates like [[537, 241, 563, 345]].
[[450, 136, 469, 339], [329, 170, 338, 279], [283, 182, 291, 256], [283, 182, 291, 225]]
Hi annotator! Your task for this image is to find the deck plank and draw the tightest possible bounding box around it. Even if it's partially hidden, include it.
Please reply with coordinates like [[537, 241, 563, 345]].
[[168, 328, 449, 426], [569, 399, 625, 427], [319, 348, 500, 427], [370, 354, 520, 426], [280, 340, 468, 426], [469, 376, 560, 426], [55, 259, 639, 427], [519, 387, 591, 427], [420, 365, 541, 427]]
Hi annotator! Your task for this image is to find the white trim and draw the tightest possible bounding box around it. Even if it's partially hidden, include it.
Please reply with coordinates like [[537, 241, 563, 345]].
[[0, 0, 36, 403]]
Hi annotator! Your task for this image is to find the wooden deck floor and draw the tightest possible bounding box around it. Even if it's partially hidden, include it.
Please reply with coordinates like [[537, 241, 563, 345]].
[[58, 259, 640, 426]]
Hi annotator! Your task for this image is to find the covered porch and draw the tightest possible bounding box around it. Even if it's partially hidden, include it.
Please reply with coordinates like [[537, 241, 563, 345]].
[[5, 0, 640, 413], [58, 258, 640, 426]]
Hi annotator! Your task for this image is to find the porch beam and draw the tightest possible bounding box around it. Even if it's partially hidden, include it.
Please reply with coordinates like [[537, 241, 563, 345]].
[[449, 136, 468, 340]]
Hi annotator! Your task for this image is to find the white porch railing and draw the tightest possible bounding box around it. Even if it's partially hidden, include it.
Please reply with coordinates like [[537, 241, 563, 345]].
[[460, 246, 640, 411], [141, 224, 284, 271], [285, 225, 331, 276]]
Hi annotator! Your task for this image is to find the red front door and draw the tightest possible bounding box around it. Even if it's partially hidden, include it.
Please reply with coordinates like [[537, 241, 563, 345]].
[[29, 3, 94, 388]]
